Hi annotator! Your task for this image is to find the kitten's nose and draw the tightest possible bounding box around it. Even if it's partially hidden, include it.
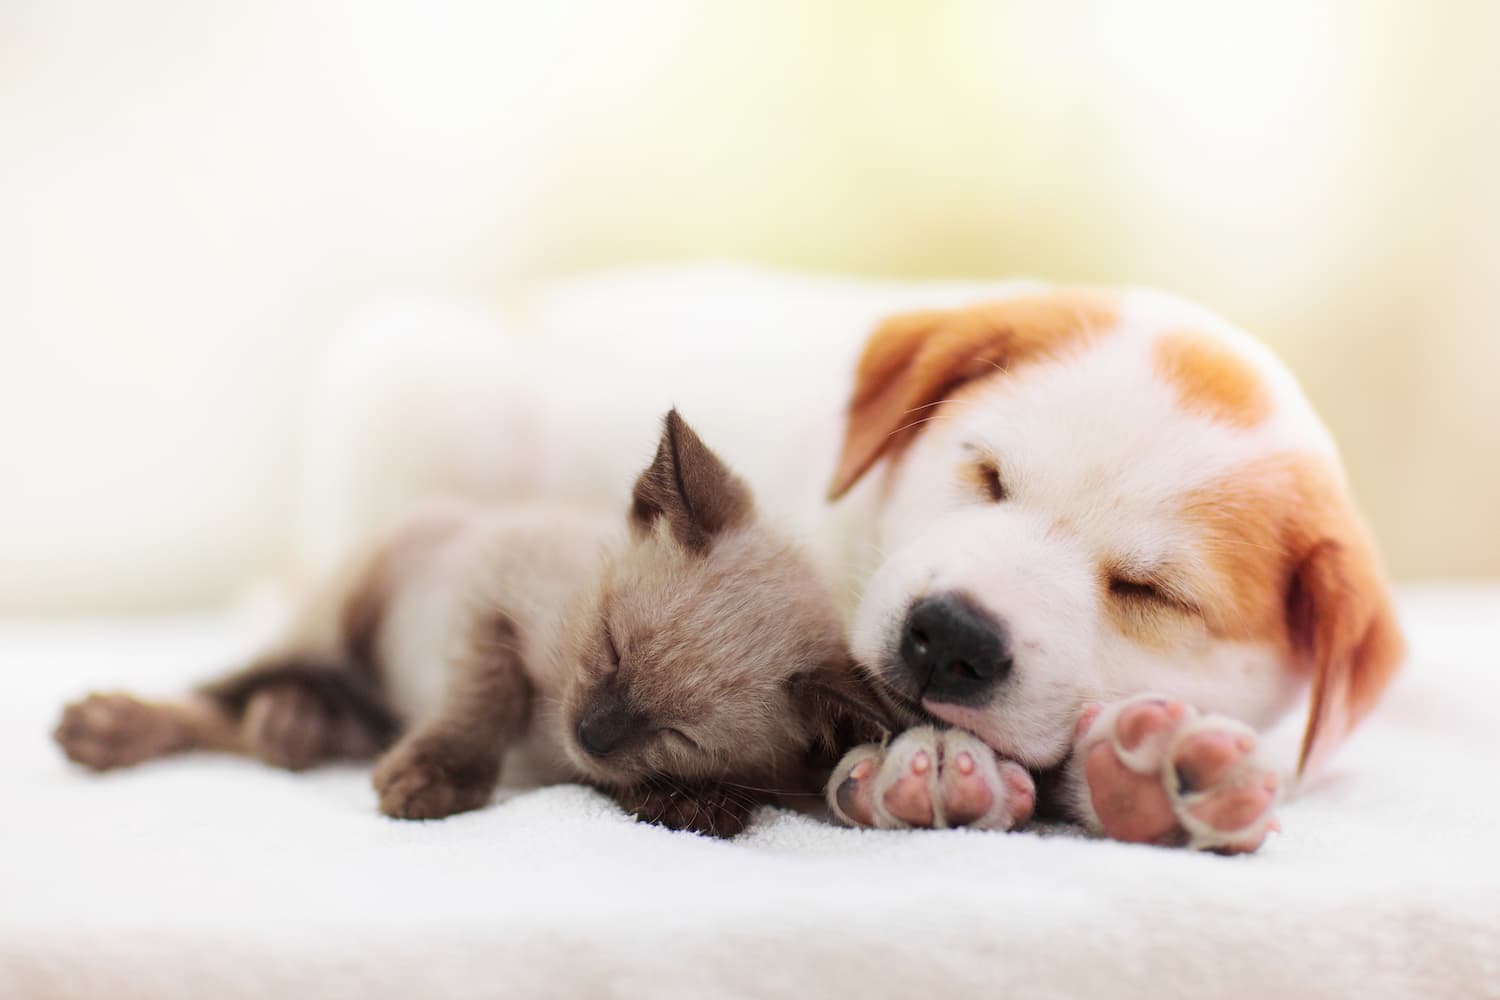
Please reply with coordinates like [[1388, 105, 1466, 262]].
[[576, 700, 647, 757]]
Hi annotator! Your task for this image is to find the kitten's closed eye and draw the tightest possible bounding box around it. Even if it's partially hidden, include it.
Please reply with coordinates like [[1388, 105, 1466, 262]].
[[661, 727, 702, 752], [602, 620, 621, 672]]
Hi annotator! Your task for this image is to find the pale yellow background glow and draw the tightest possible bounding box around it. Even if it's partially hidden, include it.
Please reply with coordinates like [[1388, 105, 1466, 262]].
[[2, 1, 1496, 614]]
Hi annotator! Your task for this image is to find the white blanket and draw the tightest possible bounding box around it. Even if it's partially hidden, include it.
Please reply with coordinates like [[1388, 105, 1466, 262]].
[[3, 587, 1498, 999]]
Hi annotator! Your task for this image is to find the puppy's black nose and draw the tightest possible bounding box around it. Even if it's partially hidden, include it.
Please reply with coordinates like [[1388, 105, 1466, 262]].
[[576, 702, 646, 758], [901, 593, 1012, 704]]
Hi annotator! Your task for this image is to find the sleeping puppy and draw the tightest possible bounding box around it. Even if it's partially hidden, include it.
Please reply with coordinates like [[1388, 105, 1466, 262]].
[[822, 289, 1405, 852], [54, 410, 893, 838], [278, 270, 1404, 851]]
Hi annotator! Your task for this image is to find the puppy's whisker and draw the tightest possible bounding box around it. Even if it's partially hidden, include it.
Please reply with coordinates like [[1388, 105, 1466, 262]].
[[884, 409, 958, 442]]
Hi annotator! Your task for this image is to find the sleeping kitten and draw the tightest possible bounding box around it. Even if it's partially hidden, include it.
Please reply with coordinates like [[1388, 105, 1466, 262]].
[[54, 410, 891, 836]]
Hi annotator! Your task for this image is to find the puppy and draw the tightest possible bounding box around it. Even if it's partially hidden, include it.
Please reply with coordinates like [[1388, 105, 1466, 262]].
[[55, 410, 891, 837], [291, 270, 1405, 851], [822, 289, 1405, 852]]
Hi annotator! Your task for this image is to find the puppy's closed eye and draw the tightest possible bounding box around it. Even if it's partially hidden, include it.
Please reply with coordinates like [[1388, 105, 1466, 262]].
[[964, 460, 1009, 503], [1108, 575, 1197, 614]]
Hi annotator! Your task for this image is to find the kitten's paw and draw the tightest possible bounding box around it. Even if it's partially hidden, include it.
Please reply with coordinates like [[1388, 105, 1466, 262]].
[[242, 684, 336, 771], [611, 782, 754, 838], [1077, 695, 1280, 853], [54, 692, 185, 770], [827, 726, 1035, 831], [372, 739, 497, 820]]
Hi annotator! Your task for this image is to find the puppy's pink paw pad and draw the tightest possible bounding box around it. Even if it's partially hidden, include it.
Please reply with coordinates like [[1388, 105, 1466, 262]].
[[1172, 728, 1253, 792], [940, 752, 995, 826], [1080, 696, 1280, 853], [1084, 742, 1178, 844], [1074, 703, 1103, 741], [881, 771, 935, 827], [1115, 699, 1186, 753], [826, 728, 1033, 831], [1185, 774, 1279, 840], [997, 761, 1037, 826]]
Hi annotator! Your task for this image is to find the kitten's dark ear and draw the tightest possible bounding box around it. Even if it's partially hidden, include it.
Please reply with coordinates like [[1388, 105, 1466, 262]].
[[631, 409, 753, 551], [789, 658, 898, 762]]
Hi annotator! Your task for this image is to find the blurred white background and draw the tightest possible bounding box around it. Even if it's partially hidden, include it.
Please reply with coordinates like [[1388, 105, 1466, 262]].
[[2, 1, 1497, 615]]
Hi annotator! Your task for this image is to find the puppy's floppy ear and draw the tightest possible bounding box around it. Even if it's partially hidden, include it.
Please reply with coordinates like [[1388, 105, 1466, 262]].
[[828, 292, 1119, 499], [1287, 519, 1406, 776], [788, 657, 899, 760], [631, 409, 753, 551]]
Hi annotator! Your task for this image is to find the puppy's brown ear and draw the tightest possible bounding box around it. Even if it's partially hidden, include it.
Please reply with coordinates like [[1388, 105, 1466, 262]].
[[828, 292, 1119, 499], [788, 658, 898, 761], [1288, 520, 1406, 776], [631, 409, 753, 551]]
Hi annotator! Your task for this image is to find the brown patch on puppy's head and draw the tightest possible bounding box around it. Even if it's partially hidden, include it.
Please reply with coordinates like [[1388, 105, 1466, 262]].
[[1153, 329, 1273, 428], [563, 410, 892, 793], [828, 291, 1120, 499]]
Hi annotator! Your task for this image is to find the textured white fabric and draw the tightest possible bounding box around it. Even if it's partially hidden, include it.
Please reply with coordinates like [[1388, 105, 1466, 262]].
[[3, 586, 1498, 999]]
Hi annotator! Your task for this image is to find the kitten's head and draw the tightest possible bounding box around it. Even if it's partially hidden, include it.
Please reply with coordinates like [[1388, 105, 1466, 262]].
[[559, 409, 891, 790]]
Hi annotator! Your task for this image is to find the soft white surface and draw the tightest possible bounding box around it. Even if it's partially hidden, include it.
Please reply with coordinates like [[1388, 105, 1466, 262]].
[[4, 587, 1499, 999]]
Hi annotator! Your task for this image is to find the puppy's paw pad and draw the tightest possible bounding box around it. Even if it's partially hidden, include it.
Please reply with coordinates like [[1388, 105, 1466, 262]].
[[995, 760, 1037, 826], [939, 750, 993, 826], [1111, 697, 1189, 766], [1081, 697, 1280, 853], [1171, 727, 1254, 793], [829, 746, 882, 827], [1083, 740, 1178, 844], [54, 693, 181, 770], [880, 747, 937, 827], [1074, 703, 1103, 741], [828, 728, 1033, 831]]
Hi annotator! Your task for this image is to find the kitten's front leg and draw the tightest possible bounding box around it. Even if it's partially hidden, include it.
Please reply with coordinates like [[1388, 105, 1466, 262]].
[[826, 727, 1036, 830], [608, 779, 763, 838], [372, 729, 507, 820], [373, 617, 531, 820]]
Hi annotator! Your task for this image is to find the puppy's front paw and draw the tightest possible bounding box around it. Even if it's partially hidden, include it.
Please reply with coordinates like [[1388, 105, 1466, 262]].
[[827, 727, 1035, 831], [372, 739, 498, 820], [54, 693, 185, 770], [1077, 695, 1280, 853]]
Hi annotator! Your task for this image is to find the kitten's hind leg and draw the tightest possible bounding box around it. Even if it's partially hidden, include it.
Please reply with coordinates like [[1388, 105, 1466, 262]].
[[55, 692, 241, 771], [201, 657, 398, 770], [56, 657, 398, 773]]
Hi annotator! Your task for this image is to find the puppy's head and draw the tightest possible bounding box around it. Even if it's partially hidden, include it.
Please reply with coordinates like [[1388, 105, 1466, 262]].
[[831, 292, 1404, 774], [561, 409, 891, 789]]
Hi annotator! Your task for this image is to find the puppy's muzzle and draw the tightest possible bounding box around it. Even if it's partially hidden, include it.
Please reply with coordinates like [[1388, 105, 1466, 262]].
[[901, 593, 1011, 704]]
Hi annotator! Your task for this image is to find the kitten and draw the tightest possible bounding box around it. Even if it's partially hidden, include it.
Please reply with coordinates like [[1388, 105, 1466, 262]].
[[55, 410, 891, 837]]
